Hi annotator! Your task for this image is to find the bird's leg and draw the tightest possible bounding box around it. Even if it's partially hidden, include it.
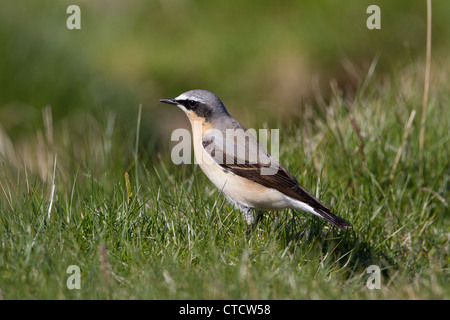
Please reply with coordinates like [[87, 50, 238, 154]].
[[244, 209, 264, 238], [243, 208, 254, 238]]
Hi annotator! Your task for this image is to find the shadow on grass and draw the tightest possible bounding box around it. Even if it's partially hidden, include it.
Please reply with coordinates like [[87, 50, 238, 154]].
[[258, 212, 396, 281]]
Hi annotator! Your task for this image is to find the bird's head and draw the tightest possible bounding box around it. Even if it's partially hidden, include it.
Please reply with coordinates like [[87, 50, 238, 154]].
[[159, 89, 229, 125]]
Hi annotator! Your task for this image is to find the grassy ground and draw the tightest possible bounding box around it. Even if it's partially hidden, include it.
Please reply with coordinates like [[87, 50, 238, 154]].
[[0, 59, 448, 299]]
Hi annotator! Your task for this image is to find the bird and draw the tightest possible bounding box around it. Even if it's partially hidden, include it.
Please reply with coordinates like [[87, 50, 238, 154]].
[[159, 89, 351, 236]]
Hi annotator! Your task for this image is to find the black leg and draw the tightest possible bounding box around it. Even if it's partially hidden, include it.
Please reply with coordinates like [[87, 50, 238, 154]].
[[245, 210, 264, 239]]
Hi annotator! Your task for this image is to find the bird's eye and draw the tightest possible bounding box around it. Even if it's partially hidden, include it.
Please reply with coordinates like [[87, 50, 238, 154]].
[[187, 100, 198, 109]]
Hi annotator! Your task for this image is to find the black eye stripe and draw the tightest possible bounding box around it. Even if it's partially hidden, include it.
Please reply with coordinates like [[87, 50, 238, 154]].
[[183, 99, 198, 109]]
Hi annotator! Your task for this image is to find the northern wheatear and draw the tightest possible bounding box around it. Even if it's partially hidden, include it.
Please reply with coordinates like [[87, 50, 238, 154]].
[[160, 89, 351, 235]]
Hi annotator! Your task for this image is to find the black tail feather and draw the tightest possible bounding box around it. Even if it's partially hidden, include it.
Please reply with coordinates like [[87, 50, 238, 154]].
[[313, 208, 352, 231]]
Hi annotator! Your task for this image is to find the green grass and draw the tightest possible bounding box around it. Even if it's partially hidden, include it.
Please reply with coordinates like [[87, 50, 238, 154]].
[[0, 60, 448, 299]]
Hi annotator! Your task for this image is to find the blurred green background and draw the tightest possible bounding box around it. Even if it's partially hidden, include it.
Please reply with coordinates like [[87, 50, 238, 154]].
[[0, 0, 449, 152], [0, 0, 449, 300]]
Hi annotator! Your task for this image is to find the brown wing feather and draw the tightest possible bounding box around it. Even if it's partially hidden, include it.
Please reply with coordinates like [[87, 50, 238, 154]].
[[202, 137, 351, 230], [202, 137, 327, 210], [226, 162, 330, 211]]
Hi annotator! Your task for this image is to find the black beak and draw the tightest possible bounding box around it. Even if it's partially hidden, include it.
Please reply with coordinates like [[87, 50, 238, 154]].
[[159, 99, 178, 106]]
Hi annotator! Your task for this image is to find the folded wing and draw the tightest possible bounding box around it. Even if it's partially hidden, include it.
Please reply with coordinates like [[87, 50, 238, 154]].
[[201, 129, 351, 230]]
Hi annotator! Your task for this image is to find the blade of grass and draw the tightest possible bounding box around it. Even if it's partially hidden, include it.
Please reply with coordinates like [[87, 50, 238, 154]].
[[389, 110, 416, 181], [419, 0, 432, 183]]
